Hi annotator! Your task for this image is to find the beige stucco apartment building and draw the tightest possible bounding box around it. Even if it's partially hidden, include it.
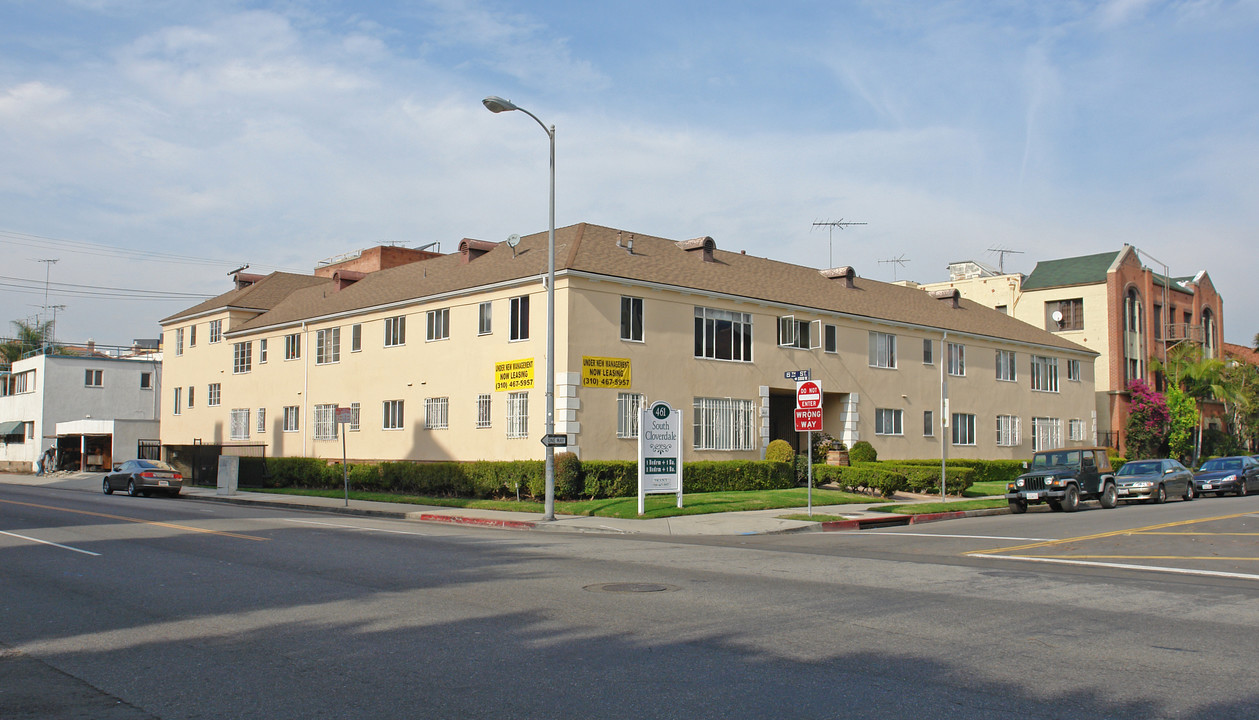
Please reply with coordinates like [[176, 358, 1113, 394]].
[[159, 224, 1097, 464]]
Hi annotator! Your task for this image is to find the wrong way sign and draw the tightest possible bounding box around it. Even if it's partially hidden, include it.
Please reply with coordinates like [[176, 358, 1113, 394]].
[[794, 408, 823, 432]]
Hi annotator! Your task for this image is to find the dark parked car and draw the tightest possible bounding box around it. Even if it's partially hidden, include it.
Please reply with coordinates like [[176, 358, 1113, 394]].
[[1114, 458, 1195, 503], [103, 459, 184, 497], [1192, 456, 1259, 497]]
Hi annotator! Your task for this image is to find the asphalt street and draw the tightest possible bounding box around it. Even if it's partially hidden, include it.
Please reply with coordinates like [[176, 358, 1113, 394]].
[[3, 480, 1259, 719]]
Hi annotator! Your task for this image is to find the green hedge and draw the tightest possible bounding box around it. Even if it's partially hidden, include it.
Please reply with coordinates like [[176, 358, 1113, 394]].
[[874, 463, 974, 495], [246, 457, 793, 501], [813, 464, 905, 498], [893, 459, 1025, 486]]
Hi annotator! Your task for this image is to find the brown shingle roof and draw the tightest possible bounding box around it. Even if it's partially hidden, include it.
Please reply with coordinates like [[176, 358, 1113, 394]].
[[160, 272, 331, 324], [203, 223, 1091, 355]]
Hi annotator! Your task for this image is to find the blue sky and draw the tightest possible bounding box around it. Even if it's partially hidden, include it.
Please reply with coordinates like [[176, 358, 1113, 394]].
[[1, 0, 1256, 346]]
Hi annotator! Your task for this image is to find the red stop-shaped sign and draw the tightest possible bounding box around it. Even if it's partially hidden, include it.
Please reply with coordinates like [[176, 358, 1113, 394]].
[[796, 380, 821, 409]]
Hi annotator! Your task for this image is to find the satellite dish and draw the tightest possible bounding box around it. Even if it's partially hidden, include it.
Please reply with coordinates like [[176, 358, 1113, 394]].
[[507, 233, 521, 248], [1051, 310, 1064, 324]]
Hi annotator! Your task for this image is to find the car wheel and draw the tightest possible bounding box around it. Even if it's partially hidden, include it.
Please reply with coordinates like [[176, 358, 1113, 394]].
[[1047, 500, 1063, 512], [1184, 483, 1196, 501], [1239, 482, 1249, 498], [1154, 485, 1167, 504], [127, 479, 139, 497], [1008, 500, 1027, 514], [102, 478, 113, 495], [1100, 483, 1118, 509], [1061, 484, 1080, 512]]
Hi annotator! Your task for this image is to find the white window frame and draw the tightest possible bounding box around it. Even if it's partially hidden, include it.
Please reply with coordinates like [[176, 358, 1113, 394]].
[[478, 302, 492, 336], [996, 349, 1017, 382], [424, 397, 449, 430], [1031, 355, 1060, 393], [824, 324, 838, 354], [230, 409, 250, 441], [233, 341, 252, 374], [348, 402, 361, 432], [313, 404, 338, 441], [316, 328, 340, 365], [209, 319, 222, 344], [947, 342, 965, 377], [1068, 418, 1086, 441], [283, 406, 300, 432], [426, 308, 449, 342], [384, 316, 406, 347], [694, 307, 754, 362], [173, 387, 182, 415], [869, 331, 897, 369], [1032, 417, 1062, 451], [383, 400, 405, 430], [692, 397, 756, 451], [778, 315, 821, 350], [923, 410, 934, 437], [84, 369, 103, 387], [140, 372, 152, 389], [621, 296, 644, 342], [617, 392, 644, 438], [996, 414, 1021, 447], [351, 323, 362, 352], [208, 383, 221, 407], [923, 338, 934, 365], [285, 333, 301, 360], [475, 394, 492, 429], [951, 413, 976, 446], [257, 407, 266, 435], [506, 392, 529, 438], [1067, 359, 1081, 382], [875, 408, 903, 436], [175, 328, 184, 356], [510, 296, 530, 341], [259, 338, 268, 363]]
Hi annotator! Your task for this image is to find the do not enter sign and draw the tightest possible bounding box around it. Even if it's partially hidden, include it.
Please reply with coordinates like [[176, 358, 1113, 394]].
[[796, 380, 822, 410]]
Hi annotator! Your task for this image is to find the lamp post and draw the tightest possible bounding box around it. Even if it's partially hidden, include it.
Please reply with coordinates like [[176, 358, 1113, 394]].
[[483, 95, 557, 521]]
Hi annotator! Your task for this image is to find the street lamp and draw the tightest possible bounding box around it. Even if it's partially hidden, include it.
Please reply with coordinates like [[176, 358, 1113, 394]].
[[483, 95, 557, 522]]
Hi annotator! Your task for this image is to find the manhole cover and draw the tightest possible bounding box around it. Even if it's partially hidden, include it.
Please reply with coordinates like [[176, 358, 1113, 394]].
[[583, 582, 678, 593]]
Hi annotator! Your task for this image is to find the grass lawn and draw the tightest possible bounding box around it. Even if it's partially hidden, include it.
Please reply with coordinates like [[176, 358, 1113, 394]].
[[963, 480, 1010, 498], [249, 486, 884, 520], [879, 497, 1010, 515]]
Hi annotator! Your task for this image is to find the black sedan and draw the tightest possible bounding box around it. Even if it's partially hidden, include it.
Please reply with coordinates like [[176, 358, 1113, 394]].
[[1115, 458, 1195, 503], [103, 459, 184, 497], [1192, 456, 1259, 497]]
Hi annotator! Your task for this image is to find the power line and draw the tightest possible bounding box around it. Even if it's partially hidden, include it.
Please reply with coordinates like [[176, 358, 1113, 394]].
[[0, 275, 215, 301], [0, 228, 303, 273]]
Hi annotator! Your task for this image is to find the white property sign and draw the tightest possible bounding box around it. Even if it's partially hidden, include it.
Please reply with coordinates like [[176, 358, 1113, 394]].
[[638, 400, 683, 515]]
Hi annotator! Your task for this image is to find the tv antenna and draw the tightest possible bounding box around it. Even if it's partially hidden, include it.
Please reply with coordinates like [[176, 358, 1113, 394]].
[[812, 218, 867, 269], [986, 246, 1024, 274], [879, 255, 910, 281]]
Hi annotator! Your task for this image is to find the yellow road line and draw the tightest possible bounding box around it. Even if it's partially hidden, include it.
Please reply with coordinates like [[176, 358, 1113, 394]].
[[1017, 554, 1259, 561], [0, 498, 268, 542], [967, 511, 1258, 556], [1130, 532, 1259, 536]]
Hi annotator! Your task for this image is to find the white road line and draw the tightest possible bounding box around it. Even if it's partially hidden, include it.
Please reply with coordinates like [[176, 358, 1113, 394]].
[[834, 531, 1054, 541], [970, 553, 1259, 582], [278, 518, 428, 536], [0, 529, 100, 556]]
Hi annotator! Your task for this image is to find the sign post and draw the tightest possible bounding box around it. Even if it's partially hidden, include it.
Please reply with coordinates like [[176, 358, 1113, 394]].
[[794, 379, 823, 515], [638, 401, 682, 515], [336, 406, 353, 507]]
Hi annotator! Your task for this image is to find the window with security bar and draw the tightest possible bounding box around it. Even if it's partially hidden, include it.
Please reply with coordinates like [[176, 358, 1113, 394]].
[[692, 397, 756, 451]]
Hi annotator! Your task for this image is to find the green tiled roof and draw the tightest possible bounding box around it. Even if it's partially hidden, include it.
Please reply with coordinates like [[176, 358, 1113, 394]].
[[1022, 250, 1122, 290]]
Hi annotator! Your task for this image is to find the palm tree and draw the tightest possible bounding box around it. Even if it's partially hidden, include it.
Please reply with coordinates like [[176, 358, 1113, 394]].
[[2, 319, 54, 363], [1253, 331, 1259, 352], [1155, 343, 1240, 465]]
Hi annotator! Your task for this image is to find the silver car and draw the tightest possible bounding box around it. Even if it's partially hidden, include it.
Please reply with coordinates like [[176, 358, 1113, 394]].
[[1115, 458, 1195, 503], [103, 459, 184, 498]]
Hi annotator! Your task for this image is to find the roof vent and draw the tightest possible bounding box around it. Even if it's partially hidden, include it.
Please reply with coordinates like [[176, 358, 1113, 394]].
[[459, 238, 497, 264], [929, 288, 962, 308], [331, 270, 366, 291], [676, 236, 716, 262], [820, 266, 856, 288]]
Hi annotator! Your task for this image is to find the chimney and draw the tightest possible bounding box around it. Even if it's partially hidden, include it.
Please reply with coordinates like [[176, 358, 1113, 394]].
[[234, 272, 265, 290], [676, 236, 716, 262], [331, 270, 366, 291], [929, 288, 962, 308], [820, 266, 856, 288]]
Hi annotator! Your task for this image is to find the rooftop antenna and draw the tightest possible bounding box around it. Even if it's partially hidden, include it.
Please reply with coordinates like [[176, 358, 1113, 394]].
[[227, 263, 249, 276], [812, 218, 867, 269], [879, 255, 910, 281], [986, 246, 1024, 274]]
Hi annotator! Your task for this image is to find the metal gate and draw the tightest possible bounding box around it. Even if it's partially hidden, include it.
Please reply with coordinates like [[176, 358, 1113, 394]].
[[137, 439, 162, 461]]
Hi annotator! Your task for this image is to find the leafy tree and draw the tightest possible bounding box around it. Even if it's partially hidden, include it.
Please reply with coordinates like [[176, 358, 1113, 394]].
[[1165, 383, 1197, 463], [1124, 379, 1168, 459]]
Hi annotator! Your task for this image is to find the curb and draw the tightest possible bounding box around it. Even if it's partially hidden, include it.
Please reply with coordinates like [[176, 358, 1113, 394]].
[[189, 493, 544, 530], [819, 506, 1009, 531]]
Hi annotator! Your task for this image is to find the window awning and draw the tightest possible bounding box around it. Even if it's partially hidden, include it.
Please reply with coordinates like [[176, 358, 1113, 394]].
[[0, 420, 26, 436]]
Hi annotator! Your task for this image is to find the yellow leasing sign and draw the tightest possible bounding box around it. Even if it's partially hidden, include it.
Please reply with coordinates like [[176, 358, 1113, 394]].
[[495, 358, 535, 391], [581, 356, 631, 388]]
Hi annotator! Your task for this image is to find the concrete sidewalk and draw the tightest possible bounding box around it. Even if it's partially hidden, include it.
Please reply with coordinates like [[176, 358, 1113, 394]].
[[3, 471, 1008, 536]]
